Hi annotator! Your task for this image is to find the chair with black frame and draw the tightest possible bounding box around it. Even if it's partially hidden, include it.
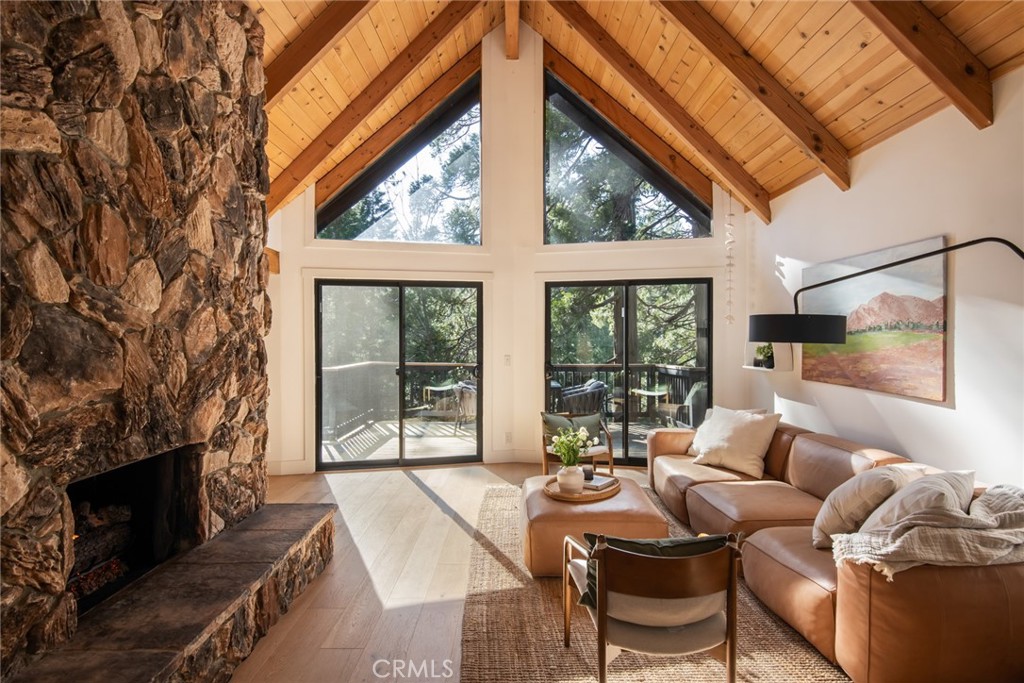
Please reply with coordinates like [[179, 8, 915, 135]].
[[560, 379, 607, 415], [562, 533, 740, 683]]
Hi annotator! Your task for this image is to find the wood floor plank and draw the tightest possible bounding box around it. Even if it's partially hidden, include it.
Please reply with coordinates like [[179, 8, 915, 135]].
[[236, 464, 649, 681]]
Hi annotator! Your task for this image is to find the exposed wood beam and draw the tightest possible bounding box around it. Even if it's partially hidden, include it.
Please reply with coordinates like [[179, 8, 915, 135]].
[[264, 247, 280, 274], [547, 0, 770, 222], [505, 0, 520, 60], [543, 43, 713, 208], [264, 0, 374, 110], [852, 0, 992, 129], [316, 47, 482, 207], [267, 0, 482, 215], [654, 0, 850, 191]]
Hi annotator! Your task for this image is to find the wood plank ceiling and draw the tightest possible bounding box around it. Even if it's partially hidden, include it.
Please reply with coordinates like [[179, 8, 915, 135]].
[[250, 0, 1024, 222]]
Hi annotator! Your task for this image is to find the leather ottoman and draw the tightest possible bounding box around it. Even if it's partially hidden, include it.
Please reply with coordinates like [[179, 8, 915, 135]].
[[520, 476, 669, 577]]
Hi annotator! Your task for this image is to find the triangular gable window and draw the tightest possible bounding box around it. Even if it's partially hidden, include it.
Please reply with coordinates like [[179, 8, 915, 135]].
[[317, 75, 481, 245], [544, 73, 711, 244]]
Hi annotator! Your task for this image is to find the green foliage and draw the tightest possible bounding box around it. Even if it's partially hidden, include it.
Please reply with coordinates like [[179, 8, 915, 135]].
[[755, 343, 774, 360], [544, 102, 699, 244], [321, 105, 481, 244], [318, 189, 392, 240], [402, 287, 478, 364], [320, 285, 400, 367], [320, 285, 477, 375], [549, 283, 701, 367]]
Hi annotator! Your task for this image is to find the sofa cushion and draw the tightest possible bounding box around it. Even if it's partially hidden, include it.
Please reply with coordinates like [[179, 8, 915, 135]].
[[785, 433, 908, 501], [689, 407, 783, 478], [686, 481, 823, 537], [653, 455, 758, 524], [859, 470, 975, 533], [812, 463, 932, 549], [763, 423, 813, 481], [742, 527, 839, 663]]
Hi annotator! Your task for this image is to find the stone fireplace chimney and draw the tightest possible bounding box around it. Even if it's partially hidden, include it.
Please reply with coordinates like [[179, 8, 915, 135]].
[[1, 1, 271, 673]]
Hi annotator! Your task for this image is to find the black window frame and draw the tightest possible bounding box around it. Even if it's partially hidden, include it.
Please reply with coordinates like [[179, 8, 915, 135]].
[[316, 73, 483, 240], [544, 277, 713, 465], [543, 72, 712, 243]]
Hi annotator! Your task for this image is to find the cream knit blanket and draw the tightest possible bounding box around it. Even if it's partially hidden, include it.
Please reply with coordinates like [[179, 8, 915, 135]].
[[832, 484, 1024, 579]]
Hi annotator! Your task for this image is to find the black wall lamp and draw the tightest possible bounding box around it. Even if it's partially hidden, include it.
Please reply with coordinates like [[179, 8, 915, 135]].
[[748, 237, 1024, 344]]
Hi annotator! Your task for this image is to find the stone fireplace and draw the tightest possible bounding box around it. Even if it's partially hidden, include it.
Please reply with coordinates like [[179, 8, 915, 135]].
[[64, 446, 202, 613], [1, 1, 273, 674]]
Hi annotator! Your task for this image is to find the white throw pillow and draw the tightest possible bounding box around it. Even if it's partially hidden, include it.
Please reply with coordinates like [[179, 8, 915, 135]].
[[688, 406, 782, 479], [812, 464, 931, 549], [859, 470, 975, 533]]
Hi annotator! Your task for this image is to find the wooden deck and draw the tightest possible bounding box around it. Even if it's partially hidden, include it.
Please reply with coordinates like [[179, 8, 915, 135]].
[[321, 418, 664, 465], [321, 420, 478, 463]]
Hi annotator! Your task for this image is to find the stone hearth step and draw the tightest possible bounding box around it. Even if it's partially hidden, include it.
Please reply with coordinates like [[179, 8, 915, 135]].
[[12, 503, 336, 683]]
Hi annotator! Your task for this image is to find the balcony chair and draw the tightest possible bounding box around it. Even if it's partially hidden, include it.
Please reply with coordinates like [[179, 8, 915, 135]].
[[657, 380, 707, 428], [563, 534, 740, 683], [560, 379, 607, 415], [541, 413, 614, 476], [453, 380, 477, 430]]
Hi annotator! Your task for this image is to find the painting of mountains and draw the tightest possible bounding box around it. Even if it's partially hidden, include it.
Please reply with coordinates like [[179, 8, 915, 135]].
[[801, 237, 947, 401]]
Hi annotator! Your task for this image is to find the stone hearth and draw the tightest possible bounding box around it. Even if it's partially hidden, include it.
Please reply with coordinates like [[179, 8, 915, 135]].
[[8, 504, 336, 683], [1, 0, 276, 675]]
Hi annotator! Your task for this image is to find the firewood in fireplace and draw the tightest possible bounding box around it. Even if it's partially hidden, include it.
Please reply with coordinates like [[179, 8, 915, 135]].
[[72, 523, 132, 576], [74, 501, 131, 531], [67, 557, 130, 599]]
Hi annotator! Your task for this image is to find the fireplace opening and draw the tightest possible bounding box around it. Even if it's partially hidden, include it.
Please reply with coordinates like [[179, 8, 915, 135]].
[[65, 447, 199, 614]]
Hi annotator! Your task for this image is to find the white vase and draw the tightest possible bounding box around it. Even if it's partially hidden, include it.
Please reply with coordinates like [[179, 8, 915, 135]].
[[557, 465, 585, 494]]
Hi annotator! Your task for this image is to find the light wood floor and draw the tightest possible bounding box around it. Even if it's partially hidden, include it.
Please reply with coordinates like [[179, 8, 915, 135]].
[[231, 463, 648, 682]]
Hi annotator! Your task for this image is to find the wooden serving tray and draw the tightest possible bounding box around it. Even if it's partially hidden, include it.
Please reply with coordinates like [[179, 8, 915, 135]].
[[542, 476, 620, 503]]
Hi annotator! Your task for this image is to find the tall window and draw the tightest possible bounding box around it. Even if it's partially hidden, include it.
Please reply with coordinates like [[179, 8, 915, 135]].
[[544, 74, 711, 244], [317, 76, 481, 245]]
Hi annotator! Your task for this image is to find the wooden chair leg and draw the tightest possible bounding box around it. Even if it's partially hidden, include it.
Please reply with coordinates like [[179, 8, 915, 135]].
[[562, 543, 572, 647]]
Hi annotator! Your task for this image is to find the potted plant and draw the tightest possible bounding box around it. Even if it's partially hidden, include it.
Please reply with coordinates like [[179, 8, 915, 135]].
[[755, 343, 775, 369], [551, 426, 597, 494]]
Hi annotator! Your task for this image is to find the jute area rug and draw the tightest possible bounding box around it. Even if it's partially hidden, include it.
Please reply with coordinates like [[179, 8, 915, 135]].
[[460, 485, 849, 682]]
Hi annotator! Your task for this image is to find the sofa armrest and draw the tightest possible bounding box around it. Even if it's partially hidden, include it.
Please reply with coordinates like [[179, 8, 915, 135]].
[[836, 560, 1024, 682], [646, 428, 696, 488]]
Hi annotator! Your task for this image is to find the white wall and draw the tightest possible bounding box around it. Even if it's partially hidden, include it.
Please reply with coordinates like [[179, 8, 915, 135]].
[[749, 70, 1024, 486], [264, 24, 751, 474]]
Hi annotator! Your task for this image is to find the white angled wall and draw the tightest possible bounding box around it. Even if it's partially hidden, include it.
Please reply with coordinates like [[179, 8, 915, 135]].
[[748, 70, 1024, 486], [263, 24, 751, 474]]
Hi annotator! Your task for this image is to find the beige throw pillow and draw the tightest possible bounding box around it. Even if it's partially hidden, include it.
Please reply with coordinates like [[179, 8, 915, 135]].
[[689, 406, 782, 479], [812, 464, 931, 549], [859, 470, 975, 533]]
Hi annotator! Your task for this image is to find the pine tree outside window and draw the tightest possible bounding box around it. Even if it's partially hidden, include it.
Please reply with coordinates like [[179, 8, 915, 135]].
[[317, 77, 481, 245], [544, 74, 711, 245]]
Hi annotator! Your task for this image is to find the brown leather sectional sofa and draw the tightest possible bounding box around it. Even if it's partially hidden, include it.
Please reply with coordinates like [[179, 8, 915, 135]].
[[647, 424, 1024, 683]]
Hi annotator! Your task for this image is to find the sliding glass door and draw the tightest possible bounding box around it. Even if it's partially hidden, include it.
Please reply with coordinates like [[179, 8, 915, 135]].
[[545, 279, 711, 465], [316, 281, 482, 469]]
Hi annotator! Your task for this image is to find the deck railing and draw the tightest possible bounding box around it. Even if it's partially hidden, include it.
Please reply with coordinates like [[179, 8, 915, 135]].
[[322, 361, 708, 443], [546, 363, 708, 426], [321, 361, 478, 439]]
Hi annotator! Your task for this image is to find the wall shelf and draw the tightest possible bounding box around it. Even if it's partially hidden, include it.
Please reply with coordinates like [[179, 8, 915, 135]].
[[743, 342, 794, 372]]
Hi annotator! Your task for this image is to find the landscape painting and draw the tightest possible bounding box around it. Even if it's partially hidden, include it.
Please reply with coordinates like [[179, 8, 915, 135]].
[[801, 236, 947, 401]]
